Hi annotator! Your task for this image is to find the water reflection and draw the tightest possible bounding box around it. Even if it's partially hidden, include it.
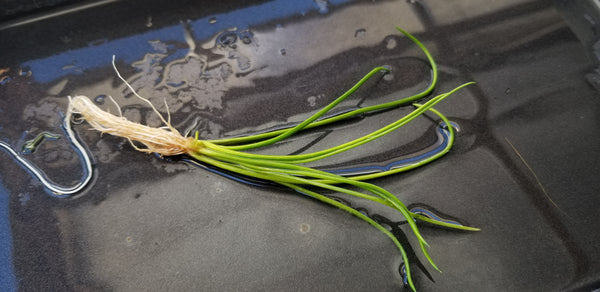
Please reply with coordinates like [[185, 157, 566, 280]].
[[0, 180, 16, 292], [22, 0, 354, 84]]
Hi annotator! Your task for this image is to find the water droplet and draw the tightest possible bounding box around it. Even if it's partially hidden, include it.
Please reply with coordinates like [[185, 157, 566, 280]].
[[386, 38, 397, 49], [354, 28, 366, 39], [94, 95, 107, 104], [307, 95, 317, 107], [217, 31, 238, 47], [239, 30, 253, 44], [505, 88, 511, 94], [19, 69, 31, 76], [146, 16, 153, 28], [357, 208, 369, 216], [279, 49, 287, 56], [167, 81, 185, 88], [208, 17, 217, 24], [307, 94, 323, 107], [383, 72, 394, 81], [228, 51, 251, 71], [18, 193, 31, 206]]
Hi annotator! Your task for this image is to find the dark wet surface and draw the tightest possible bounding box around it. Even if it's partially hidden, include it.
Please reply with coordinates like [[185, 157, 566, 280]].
[[1, 0, 600, 291]]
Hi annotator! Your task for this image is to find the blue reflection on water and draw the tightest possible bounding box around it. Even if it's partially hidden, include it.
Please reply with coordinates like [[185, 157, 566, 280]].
[[23, 0, 351, 83], [0, 180, 16, 292]]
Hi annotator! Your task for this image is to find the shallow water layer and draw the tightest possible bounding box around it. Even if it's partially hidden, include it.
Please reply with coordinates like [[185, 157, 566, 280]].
[[1, 0, 599, 291]]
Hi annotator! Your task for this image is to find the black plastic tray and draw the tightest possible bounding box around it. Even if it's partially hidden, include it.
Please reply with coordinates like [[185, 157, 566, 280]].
[[1, 1, 599, 291]]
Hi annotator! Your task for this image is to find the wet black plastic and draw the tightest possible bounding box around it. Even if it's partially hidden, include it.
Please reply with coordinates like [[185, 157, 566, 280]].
[[1, 0, 599, 291]]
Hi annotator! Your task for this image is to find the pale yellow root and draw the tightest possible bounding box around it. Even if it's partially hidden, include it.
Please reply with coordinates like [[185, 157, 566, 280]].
[[68, 95, 197, 156]]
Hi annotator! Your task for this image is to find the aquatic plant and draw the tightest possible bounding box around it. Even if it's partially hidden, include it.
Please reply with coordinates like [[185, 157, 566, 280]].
[[67, 27, 477, 291]]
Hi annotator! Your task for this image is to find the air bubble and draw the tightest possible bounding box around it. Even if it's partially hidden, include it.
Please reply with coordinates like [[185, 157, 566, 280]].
[[208, 17, 217, 24], [279, 49, 287, 55]]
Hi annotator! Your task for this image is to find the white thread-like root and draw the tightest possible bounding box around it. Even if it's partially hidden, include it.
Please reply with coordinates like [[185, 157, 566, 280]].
[[68, 95, 196, 156]]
